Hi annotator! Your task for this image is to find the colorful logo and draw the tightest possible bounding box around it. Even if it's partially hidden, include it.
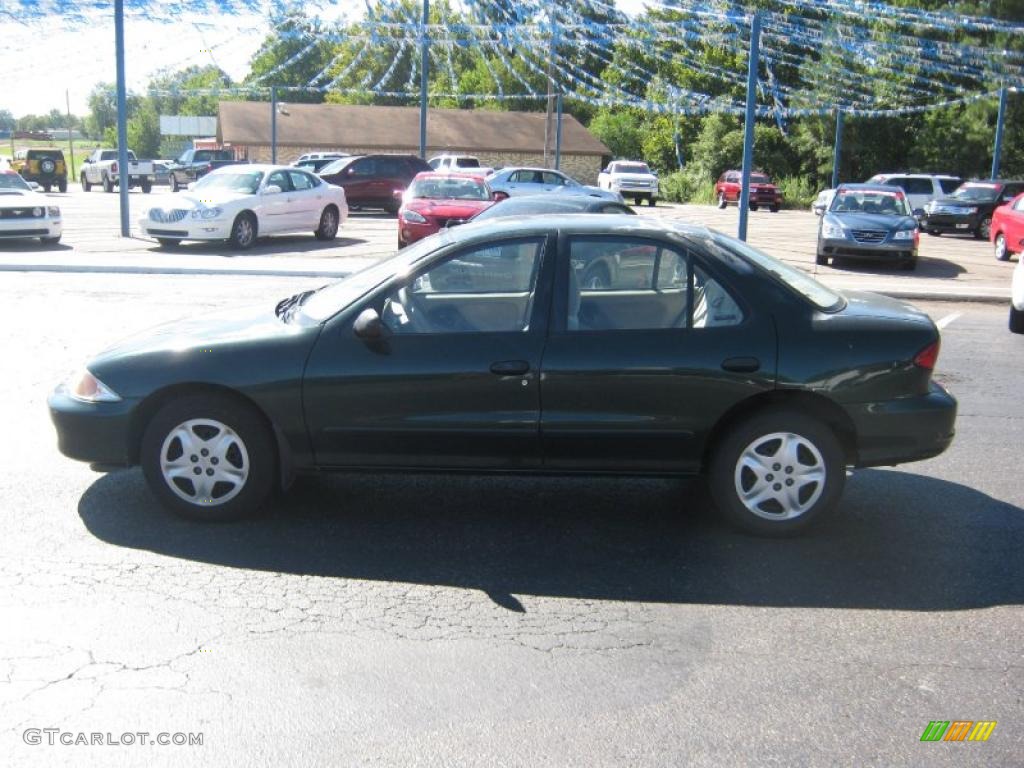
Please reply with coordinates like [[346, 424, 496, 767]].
[[920, 721, 997, 742]]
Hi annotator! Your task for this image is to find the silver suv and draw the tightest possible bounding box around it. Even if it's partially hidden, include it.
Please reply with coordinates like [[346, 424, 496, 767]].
[[865, 173, 962, 212]]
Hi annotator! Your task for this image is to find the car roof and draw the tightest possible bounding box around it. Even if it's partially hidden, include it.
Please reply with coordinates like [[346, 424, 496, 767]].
[[498, 166, 565, 173], [448, 213, 709, 243], [871, 172, 961, 179], [836, 183, 905, 192], [412, 171, 486, 182]]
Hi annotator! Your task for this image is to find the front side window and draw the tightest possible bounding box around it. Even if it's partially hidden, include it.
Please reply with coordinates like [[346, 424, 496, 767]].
[[382, 238, 544, 334], [1013, 195, 1024, 212], [266, 170, 292, 192]]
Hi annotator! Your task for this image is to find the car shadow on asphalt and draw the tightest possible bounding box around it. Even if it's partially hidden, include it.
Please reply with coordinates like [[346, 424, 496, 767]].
[[829, 256, 966, 278], [141, 236, 368, 256], [0, 241, 73, 252], [78, 467, 1023, 612]]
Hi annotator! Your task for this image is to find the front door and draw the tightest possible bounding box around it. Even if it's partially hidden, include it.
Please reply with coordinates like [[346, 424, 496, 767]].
[[303, 235, 554, 469], [540, 235, 777, 474]]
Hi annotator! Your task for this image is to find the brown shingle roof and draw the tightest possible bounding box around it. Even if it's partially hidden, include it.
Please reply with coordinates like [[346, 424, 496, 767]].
[[217, 101, 610, 156]]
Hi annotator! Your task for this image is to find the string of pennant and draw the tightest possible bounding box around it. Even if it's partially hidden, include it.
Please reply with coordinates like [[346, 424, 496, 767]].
[[6, 0, 1023, 119]]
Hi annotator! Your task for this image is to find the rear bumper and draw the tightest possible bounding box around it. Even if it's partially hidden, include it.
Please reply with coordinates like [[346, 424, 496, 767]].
[[846, 383, 957, 467], [48, 389, 138, 467]]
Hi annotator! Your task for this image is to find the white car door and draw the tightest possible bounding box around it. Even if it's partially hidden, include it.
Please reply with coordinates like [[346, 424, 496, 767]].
[[287, 170, 323, 229], [259, 169, 297, 233]]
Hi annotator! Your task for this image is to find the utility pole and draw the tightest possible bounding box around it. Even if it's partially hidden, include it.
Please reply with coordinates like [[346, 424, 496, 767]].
[[991, 87, 1007, 180], [737, 12, 761, 243], [419, 0, 429, 158], [831, 109, 844, 190], [65, 89, 76, 179], [543, 2, 556, 167], [554, 93, 563, 170], [114, 0, 129, 237], [271, 86, 277, 164]]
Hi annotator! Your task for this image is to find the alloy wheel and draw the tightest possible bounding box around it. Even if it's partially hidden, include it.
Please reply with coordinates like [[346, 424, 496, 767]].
[[733, 431, 826, 521], [995, 234, 1008, 261], [159, 419, 249, 506]]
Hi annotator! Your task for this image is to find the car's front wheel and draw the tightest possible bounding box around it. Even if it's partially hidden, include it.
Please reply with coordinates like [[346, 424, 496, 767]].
[[1010, 306, 1024, 334], [994, 233, 1010, 261], [141, 394, 276, 521], [717, 192, 727, 209], [976, 216, 992, 240], [229, 212, 257, 250], [81, 174, 91, 192], [170, 175, 179, 193], [708, 409, 845, 536]]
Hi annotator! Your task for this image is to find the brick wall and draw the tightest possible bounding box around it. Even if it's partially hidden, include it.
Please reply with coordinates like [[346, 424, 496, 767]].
[[242, 145, 605, 185]]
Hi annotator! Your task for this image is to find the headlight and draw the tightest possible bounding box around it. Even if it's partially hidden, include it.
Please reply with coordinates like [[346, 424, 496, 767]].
[[964, 206, 978, 214], [822, 220, 845, 239], [892, 229, 916, 241], [32, 206, 43, 217], [65, 369, 122, 403], [402, 209, 428, 224], [47, 206, 60, 217], [191, 207, 223, 220]]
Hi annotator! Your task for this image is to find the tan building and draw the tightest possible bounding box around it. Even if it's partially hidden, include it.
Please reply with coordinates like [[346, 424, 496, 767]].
[[217, 101, 611, 184]]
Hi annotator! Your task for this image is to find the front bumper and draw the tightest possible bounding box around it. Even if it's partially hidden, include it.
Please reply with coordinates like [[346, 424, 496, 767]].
[[818, 236, 916, 262], [398, 219, 441, 245], [48, 389, 138, 467], [921, 212, 980, 233], [0, 217, 62, 239], [138, 217, 231, 241], [846, 382, 957, 467]]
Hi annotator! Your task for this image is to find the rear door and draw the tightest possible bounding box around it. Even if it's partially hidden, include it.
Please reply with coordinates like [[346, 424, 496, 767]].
[[901, 177, 935, 210], [539, 234, 776, 473], [287, 169, 322, 229]]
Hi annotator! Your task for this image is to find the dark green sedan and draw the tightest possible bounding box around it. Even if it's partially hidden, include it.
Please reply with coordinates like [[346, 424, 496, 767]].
[[49, 216, 956, 535]]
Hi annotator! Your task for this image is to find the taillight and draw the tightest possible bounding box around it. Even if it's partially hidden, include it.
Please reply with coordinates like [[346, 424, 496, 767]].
[[913, 339, 940, 370]]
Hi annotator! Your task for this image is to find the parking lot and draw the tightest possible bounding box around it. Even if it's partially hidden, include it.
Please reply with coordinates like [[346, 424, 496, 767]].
[[2, 185, 1013, 300]]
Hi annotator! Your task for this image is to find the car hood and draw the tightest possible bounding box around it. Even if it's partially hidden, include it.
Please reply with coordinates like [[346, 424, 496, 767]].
[[750, 183, 778, 190], [929, 196, 995, 207], [826, 212, 915, 230], [0, 189, 48, 206], [610, 173, 657, 182], [406, 199, 494, 218], [148, 188, 252, 209]]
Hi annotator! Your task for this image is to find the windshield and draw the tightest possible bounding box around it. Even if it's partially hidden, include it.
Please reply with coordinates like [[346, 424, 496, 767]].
[[300, 236, 450, 322], [614, 162, 652, 174], [455, 158, 481, 168], [950, 183, 1000, 202], [828, 188, 911, 216], [750, 174, 770, 184], [0, 172, 31, 191], [194, 150, 234, 162], [407, 176, 489, 201], [319, 157, 355, 176], [708, 232, 845, 312], [194, 170, 264, 194]]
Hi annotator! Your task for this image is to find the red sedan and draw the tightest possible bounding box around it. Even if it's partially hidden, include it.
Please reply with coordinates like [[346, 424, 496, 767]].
[[991, 191, 1024, 261], [397, 173, 502, 247], [714, 170, 783, 212]]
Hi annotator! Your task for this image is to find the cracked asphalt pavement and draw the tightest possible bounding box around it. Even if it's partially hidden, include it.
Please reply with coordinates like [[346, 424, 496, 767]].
[[1, 273, 1022, 767]]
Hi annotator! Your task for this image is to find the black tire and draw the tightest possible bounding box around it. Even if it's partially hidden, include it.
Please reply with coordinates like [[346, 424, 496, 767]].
[[994, 233, 1010, 261], [40, 235, 61, 245], [155, 238, 181, 248], [975, 216, 992, 240], [314, 205, 339, 241], [57, 179, 67, 193], [140, 393, 276, 522], [647, 197, 657, 207], [170, 175, 179, 193], [141, 181, 152, 194], [42, 183, 51, 193], [749, 202, 759, 211], [901, 258, 917, 271], [717, 192, 727, 209], [102, 174, 113, 193], [815, 253, 829, 266], [229, 212, 257, 250], [81, 174, 91, 192], [1010, 306, 1024, 334], [927, 229, 940, 236], [708, 409, 845, 536], [769, 204, 780, 213]]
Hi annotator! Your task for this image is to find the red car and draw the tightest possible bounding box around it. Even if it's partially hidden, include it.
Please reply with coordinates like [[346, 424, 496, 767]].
[[397, 173, 503, 247], [715, 170, 783, 212], [991, 191, 1024, 261]]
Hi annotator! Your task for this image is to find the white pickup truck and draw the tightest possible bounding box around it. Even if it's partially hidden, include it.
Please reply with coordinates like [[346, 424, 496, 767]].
[[427, 154, 495, 176], [80, 149, 156, 194], [598, 160, 660, 206]]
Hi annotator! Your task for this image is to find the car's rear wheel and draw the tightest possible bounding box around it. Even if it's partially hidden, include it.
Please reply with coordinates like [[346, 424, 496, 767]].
[[81, 174, 91, 192], [815, 253, 829, 266], [708, 409, 845, 536], [994, 233, 1009, 261], [141, 394, 276, 521], [141, 181, 152, 194], [57, 179, 67, 193], [102, 174, 113, 193], [717, 192, 727, 209], [749, 202, 759, 211], [314, 205, 339, 241], [769, 204, 780, 213], [927, 229, 940, 236], [229, 212, 257, 250], [976, 216, 992, 240], [901, 258, 917, 271], [1010, 306, 1024, 334]]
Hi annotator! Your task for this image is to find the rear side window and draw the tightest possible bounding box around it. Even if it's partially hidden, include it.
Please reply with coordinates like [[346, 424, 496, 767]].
[[903, 178, 934, 195], [939, 178, 962, 194]]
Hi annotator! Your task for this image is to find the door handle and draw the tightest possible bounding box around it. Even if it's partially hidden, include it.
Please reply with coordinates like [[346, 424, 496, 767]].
[[721, 356, 760, 373], [490, 360, 530, 376]]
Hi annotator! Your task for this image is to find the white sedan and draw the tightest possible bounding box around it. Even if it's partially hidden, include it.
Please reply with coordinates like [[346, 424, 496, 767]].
[[0, 169, 62, 244], [138, 164, 348, 249]]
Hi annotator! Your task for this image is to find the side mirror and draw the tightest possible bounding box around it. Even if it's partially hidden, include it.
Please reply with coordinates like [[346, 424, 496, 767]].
[[353, 307, 389, 341], [493, 190, 509, 201], [263, 184, 282, 195], [813, 207, 823, 216]]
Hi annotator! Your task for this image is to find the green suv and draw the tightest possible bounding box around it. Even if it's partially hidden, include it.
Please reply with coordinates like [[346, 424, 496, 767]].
[[13, 148, 68, 192]]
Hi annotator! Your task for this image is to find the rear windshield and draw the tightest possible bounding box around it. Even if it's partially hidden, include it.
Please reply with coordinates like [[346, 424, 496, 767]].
[[194, 150, 234, 162], [455, 158, 481, 168], [707, 232, 845, 312], [29, 150, 62, 159], [614, 162, 652, 174], [939, 178, 962, 194]]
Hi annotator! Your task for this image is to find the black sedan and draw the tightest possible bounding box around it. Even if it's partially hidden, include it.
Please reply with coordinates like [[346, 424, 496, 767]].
[[49, 216, 956, 535]]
